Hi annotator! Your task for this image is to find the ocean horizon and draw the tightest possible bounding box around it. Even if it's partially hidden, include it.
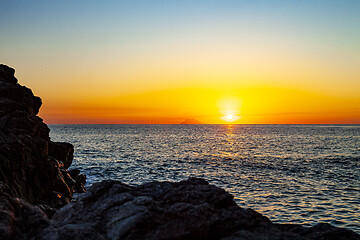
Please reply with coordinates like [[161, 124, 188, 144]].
[[49, 124, 360, 233]]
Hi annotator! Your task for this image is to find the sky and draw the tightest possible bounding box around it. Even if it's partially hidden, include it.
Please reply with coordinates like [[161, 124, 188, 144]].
[[1, 0, 360, 124]]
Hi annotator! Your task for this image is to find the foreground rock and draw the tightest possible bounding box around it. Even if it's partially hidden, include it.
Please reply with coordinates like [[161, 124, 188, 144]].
[[0, 64, 85, 239], [37, 178, 357, 240]]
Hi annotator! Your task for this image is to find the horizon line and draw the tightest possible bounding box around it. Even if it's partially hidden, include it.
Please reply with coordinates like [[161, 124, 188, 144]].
[[46, 123, 360, 125]]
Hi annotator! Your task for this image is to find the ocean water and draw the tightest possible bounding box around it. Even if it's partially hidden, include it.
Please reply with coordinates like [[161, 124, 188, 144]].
[[49, 124, 360, 233]]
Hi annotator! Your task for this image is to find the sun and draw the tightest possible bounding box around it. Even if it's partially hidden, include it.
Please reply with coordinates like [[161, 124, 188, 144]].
[[223, 113, 238, 122], [218, 97, 242, 123], [221, 113, 241, 122]]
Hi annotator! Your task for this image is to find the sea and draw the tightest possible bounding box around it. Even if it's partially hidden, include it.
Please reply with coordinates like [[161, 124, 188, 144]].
[[49, 124, 360, 233]]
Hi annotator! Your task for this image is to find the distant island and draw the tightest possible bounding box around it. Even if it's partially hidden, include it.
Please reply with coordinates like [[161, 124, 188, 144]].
[[180, 119, 203, 124]]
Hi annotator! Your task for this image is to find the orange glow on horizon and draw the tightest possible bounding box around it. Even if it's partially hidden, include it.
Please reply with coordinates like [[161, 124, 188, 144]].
[[2, 1, 359, 125], [39, 86, 360, 125]]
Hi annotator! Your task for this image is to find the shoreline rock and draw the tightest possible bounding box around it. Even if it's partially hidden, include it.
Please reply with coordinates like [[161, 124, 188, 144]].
[[41, 178, 360, 240], [0, 64, 86, 239], [0, 64, 359, 239]]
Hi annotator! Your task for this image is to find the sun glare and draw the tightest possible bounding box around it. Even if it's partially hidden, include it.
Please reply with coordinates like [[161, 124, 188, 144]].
[[218, 97, 241, 123], [222, 113, 239, 122]]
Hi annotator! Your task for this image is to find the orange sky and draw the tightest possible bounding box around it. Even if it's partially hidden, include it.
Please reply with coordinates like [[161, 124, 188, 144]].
[[39, 86, 360, 124], [2, 1, 360, 124]]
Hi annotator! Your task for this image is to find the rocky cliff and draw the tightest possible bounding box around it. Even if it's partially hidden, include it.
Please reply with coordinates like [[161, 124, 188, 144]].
[[0, 64, 85, 238], [0, 64, 359, 240]]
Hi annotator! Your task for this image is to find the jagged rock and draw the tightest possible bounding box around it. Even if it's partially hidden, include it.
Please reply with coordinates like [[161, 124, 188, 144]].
[[0, 64, 85, 212], [48, 142, 74, 169], [69, 169, 87, 193], [41, 178, 358, 240], [0, 64, 17, 84], [0, 188, 50, 240]]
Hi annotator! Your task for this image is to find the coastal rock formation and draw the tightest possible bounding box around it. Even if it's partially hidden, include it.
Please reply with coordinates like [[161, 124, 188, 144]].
[[0, 64, 85, 239], [0, 183, 51, 240], [40, 178, 359, 240], [2, 178, 358, 240], [0, 64, 359, 240]]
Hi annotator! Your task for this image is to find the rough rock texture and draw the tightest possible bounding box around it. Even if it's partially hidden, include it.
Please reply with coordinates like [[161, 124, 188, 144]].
[[2, 177, 359, 240], [0, 64, 85, 239], [37, 178, 358, 240], [0, 183, 51, 240]]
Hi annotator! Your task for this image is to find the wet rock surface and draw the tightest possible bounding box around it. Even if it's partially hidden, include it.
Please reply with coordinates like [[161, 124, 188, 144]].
[[0, 64, 359, 240]]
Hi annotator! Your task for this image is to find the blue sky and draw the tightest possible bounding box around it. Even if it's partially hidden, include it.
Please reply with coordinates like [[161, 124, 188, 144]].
[[1, 0, 359, 123]]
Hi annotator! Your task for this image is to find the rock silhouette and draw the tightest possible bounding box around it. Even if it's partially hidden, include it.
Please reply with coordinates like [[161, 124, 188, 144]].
[[180, 119, 203, 124], [0, 64, 85, 239], [0, 64, 359, 240]]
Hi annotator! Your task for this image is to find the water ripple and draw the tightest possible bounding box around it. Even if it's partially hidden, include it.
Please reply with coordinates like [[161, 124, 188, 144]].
[[50, 124, 360, 233]]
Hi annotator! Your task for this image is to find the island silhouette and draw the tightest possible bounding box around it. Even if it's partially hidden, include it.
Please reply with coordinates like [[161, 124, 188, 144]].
[[180, 119, 203, 124]]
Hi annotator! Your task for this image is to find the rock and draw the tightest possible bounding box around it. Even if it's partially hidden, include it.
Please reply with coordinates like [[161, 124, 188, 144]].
[[304, 223, 360, 240], [48, 178, 263, 240], [0, 189, 50, 240], [44, 178, 359, 240], [0, 64, 85, 216], [69, 169, 87, 193], [0, 64, 17, 84], [48, 142, 74, 169]]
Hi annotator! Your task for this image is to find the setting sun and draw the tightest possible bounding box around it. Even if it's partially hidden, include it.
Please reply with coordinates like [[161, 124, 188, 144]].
[[1, 1, 359, 125], [221, 112, 241, 123], [1, 1, 360, 238]]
